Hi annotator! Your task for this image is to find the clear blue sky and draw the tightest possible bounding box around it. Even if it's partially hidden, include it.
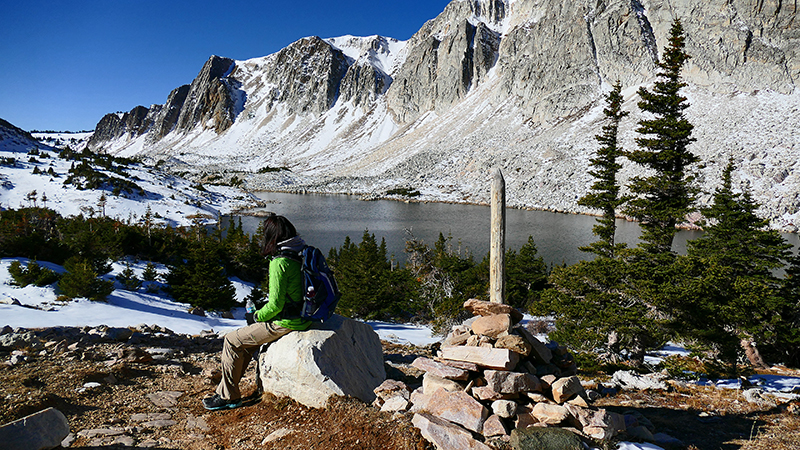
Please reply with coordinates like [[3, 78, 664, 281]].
[[0, 0, 452, 132]]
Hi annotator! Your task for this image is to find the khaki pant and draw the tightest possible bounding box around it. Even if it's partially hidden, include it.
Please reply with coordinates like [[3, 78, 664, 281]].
[[215, 321, 292, 401]]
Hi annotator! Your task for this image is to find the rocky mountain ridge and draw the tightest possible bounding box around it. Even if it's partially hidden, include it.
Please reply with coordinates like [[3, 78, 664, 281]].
[[86, 0, 800, 231]]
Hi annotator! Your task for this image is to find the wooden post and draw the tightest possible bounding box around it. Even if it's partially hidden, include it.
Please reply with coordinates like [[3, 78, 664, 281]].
[[490, 168, 506, 304]]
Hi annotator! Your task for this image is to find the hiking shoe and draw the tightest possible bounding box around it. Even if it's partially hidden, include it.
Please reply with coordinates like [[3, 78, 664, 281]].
[[202, 394, 242, 411]]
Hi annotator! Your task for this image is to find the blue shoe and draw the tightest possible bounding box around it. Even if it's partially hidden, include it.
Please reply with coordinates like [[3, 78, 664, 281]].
[[202, 394, 242, 410]]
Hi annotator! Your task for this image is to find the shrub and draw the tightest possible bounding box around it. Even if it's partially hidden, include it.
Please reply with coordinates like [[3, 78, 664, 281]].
[[7, 260, 60, 287]]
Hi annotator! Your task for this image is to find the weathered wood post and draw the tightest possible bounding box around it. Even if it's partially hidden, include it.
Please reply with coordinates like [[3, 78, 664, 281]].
[[490, 168, 506, 304]]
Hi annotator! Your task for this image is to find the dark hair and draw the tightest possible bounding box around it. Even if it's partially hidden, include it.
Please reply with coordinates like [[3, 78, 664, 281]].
[[260, 215, 298, 256]]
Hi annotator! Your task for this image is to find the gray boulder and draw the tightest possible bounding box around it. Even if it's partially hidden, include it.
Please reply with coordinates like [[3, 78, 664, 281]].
[[0, 407, 70, 450], [510, 427, 584, 450], [258, 314, 385, 408]]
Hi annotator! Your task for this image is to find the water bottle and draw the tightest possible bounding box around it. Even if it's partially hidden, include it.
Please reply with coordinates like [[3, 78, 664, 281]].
[[245, 298, 257, 325]]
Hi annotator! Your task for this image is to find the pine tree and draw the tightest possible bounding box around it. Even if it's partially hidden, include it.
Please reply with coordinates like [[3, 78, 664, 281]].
[[116, 261, 142, 291], [329, 230, 417, 320], [679, 159, 791, 368], [537, 256, 667, 363], [773, 253, 800, 366], [58, 256, 115, 301], [165, 226, 236, 311], [579, 81, 630, 258], [625, 19, 699, 255], [505, 236, 548, 310]]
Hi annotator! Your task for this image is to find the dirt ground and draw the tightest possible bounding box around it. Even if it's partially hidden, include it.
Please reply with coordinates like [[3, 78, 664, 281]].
[[1, 330, 799, 450]]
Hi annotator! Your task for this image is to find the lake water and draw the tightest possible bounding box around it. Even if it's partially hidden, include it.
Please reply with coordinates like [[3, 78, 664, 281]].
[[221, 192, 733, 267]]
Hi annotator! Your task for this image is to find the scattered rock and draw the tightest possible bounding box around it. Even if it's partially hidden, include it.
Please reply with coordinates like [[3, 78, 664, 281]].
[[146, 391, 183, 408], [262, 428, 294, 444]]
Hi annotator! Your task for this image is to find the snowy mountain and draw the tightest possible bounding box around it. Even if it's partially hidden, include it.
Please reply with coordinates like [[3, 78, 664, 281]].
[[86, 0, 800, 231]]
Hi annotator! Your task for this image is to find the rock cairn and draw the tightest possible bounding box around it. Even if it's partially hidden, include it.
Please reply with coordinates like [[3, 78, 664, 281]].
[[373, 299, 629, 449]]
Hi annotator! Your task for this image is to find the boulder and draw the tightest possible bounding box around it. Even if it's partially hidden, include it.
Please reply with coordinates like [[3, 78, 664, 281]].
[[513, 326, 552, 364], [373, 379, 411, 401], [258, 314, 385, 408], [0, 407, 70, 450], [423, 372, 465, 393], [509, 427, 584, 450], [491, 400, 519, 418]]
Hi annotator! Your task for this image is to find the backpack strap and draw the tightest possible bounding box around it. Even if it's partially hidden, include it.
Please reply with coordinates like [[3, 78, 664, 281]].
[[273, 247, 305, 319]]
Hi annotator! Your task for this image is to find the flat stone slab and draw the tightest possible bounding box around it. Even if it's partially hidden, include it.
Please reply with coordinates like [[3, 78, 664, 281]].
[[412, 357, 470, 380], [440, 346, 519, 370]]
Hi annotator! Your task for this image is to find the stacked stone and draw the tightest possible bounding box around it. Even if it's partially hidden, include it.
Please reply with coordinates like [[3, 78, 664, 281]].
[[374, 299, 627, 449]]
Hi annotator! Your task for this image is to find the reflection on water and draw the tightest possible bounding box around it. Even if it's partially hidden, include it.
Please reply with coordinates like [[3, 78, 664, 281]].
[[222, 192, 797, 268]]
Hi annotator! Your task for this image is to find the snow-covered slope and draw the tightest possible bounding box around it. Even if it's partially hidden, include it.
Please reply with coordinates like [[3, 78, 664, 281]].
[[1, 122, 257, 227], [86, 0, 800, 231]]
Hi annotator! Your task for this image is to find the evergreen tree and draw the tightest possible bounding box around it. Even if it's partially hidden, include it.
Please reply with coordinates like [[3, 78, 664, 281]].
[[537, 256, 668, 362], [579, 81, 630, 258], [773, 253, 800, 366], [58, 256, 115, 301], [405, 232, 486, 332], [165, 225, 236, 311], [7, 259, 60, 287], [116, 261, 142, 291], [625, 19, 699, 255], [679, 159, 791, 368], [505, 236, 548, 310], [330, 230, 416, 320]]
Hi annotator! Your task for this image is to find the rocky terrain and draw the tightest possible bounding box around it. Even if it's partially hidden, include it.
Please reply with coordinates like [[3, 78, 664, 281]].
[[82, 0, 800, 231], [2, 322, 800, 450]]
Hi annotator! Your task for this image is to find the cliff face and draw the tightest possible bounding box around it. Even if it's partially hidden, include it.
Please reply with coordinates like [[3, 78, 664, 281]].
[[86, 0, 800, 230]]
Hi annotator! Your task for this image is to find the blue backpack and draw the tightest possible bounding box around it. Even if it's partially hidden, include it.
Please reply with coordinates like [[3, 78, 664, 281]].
[[279, 246, 341, 322]]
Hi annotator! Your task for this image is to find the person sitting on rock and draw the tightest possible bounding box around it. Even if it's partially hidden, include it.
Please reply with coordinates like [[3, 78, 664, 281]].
[[202, 214, 311, 410]]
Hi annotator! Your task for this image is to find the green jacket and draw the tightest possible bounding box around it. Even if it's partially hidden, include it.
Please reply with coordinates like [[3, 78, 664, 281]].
[[254, 256, 311, 331]]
